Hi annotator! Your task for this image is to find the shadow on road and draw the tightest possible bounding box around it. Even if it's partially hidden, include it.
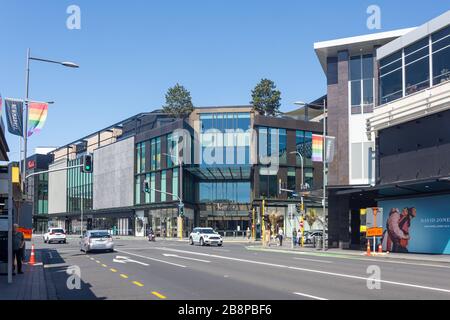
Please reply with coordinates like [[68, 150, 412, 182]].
[[41, 248, 105, 300]]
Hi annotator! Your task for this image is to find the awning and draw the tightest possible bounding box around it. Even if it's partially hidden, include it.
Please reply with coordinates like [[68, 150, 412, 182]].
[[335, 178, 450, 199], [186, 165, 251, 180]]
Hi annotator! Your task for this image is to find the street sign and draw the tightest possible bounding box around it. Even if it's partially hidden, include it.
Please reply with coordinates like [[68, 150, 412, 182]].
[[367, 227, 383, 237], [366, 207, 383, 228]]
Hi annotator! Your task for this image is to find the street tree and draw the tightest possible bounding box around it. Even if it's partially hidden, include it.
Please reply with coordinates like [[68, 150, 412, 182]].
[[251, 79, 282, 116], [162, 83, 194, 118]]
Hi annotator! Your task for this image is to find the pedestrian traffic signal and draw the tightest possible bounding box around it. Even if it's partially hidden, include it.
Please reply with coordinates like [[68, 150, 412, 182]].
[[81, 155, 93, 173]]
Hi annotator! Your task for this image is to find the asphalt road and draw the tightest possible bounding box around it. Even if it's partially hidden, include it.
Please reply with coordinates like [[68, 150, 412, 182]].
[[36, 237, 450, 300]]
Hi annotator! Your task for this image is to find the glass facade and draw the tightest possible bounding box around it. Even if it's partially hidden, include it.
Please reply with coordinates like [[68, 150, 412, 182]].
[[161, 171, 167, 202], [259, 174, 279, 199], [379, 25, 450, 105], [258, 127, 286, 165], [37, 173, 49, 215], [172, 168, 179, 201], [199, 181, 251, 203], [432, 25, 450, 84], [350, 54, 374, 113], [151, 137, 161, 171], [200, 113, 251, 166], [136, 142, 146, 173], [67, 157, 93, 213]]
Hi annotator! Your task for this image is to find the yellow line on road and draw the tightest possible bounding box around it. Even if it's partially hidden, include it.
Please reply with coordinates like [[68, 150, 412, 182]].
[[132, 281, 144, 287], [120, 274, 129, 279], [110, 268, 118, 273], [96, 261, 101, 264], [102, 264, 108, 268], [151, 291, 167, 299]]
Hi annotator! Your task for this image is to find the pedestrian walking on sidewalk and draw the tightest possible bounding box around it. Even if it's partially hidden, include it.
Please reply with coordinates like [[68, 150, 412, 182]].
[[13, 224, 25, 275], [278, 228, 284, 247], [246, 227, 251, 241], [292, 229, 298, 247]]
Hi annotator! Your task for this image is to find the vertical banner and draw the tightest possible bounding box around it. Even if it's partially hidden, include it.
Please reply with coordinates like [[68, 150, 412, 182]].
[[5, 98, 24, 137], [28, 102, 49, 137], [312, 134, 323, 162]]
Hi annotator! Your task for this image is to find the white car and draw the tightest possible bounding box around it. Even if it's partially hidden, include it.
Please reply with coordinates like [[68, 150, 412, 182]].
[[80, 230, 115, 253], [189, 228, 223, 246], [43, 228, 67, 244]]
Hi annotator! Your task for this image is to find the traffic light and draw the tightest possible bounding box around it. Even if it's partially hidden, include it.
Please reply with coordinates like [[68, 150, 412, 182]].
[[143, 180, 150, 193], [81, 155, 93, 174], [178, 203, 185, 217]]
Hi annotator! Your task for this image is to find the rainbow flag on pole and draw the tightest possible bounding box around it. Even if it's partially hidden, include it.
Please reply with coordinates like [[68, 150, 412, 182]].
[[312, 134, 324, 162], [28, 102, 49, 137]]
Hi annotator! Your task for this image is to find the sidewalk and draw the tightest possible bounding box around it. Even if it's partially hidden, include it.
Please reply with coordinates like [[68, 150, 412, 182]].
[[247, 240, 450, 264], [0, 249, 56, 300]]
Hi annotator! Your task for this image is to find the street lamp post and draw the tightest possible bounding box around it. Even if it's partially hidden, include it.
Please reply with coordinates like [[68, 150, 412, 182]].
[[294, 99, 328, 251], [22, 48, 79, 192]]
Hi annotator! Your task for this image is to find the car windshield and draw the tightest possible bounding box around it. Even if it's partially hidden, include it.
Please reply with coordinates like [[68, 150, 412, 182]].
[[200, 229, 215, 234], [90, 232, 111, 239], [52, 229, 65, 234]]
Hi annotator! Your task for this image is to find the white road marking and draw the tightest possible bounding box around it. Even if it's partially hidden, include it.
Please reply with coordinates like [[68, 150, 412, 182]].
[[113, 256, 149, 266], [294, 292, 328, 300], [115, 250, 186, 268], [151, 247, 450, 294], [163, 254, 211, 263], [293, 257, 333, 264]]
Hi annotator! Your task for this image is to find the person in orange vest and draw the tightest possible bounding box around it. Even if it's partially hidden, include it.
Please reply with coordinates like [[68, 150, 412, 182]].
[[13, 224, 25, 275]]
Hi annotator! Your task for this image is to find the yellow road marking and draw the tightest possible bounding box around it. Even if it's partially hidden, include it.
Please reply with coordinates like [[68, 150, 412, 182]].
[[120, 274, 129, 279], [102, 264, 108, 268], [132, 281, 144, 287], [110, 268, 117, 273], [90, 258, 95, 261], [96, 261, 101, 264], [151, 291, 167, 299]]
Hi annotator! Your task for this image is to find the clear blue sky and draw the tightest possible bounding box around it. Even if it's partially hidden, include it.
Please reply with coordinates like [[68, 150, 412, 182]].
[[1, 0, 448, 162]]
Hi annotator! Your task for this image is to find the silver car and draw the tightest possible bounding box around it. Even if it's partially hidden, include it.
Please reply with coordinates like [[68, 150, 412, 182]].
[[80, 230, 115, 253]]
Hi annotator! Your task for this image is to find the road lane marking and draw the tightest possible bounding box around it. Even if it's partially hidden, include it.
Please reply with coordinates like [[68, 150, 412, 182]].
[[163, 253, 211, 263], [151, 291, 167, 299], [90, 258, 95, 261], [115, 249, 186, 268], [294, 292, 328, 300], [120, 274, 129, 279], [110, 268, 118, 273], [152, 247, 450, 294], [96, 260, 101, 264], [102, 264, 108, 268], [113, 256, 150, 266], [132, 281, 144, 287], [247, 247, 450, 269], [293, 257, 333, 264]]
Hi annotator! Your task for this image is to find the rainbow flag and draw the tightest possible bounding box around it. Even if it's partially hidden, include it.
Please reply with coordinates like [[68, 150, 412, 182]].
[[312, 134, 324, 162], [28, 102, 48, 137]]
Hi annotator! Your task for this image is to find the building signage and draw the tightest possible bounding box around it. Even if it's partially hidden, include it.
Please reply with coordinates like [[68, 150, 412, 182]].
[[27, 160, 36, 170], [380, 194, 450, 254]]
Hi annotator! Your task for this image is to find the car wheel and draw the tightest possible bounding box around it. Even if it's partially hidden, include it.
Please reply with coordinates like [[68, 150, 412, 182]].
[[199, 238, 205, 246], [218, 243, 223, 247], [189, 237, 194, 245], [63, 240, 67, 244]]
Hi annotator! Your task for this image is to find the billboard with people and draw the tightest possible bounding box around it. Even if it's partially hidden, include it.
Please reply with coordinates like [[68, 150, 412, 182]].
[[379, 194, 450, 254]]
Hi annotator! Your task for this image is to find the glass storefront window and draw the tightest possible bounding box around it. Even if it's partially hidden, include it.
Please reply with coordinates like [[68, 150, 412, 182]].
[[199, 181, 251, 203], [135, 176, 141, 205], [150, 173, 156, 203]]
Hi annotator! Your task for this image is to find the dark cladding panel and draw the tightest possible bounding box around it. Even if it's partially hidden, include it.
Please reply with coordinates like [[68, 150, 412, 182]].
[[378, 110, 450, 184], [327, 57, 338, 85]]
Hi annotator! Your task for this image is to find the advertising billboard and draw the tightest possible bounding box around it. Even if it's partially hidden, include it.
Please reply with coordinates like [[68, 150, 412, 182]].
[[379, 194, 450, 254]]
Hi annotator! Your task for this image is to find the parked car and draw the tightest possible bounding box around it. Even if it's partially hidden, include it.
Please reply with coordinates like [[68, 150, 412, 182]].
[[80, 230, 115, 253], [305, 231, 324, 244], [43, 228, 67, 244], [189, 228, 223, 246]]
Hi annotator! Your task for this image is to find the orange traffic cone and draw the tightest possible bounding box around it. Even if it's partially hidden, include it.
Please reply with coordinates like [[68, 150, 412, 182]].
[[366, 240, 371, 256], [378, 243, 383, 254], [29, 244, 36, 265]]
